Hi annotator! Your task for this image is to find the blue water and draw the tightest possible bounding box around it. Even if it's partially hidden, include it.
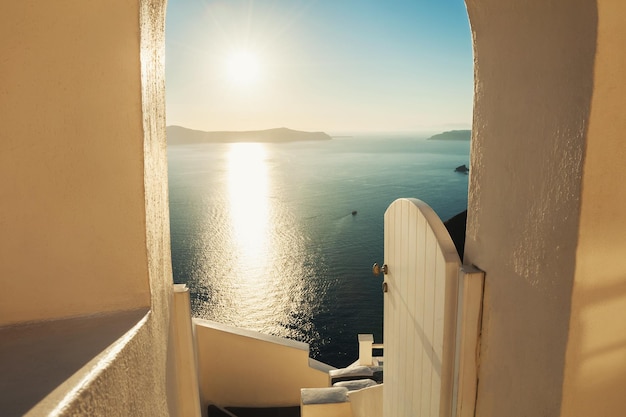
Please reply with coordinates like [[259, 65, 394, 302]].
[[168, 134, 470, 367]]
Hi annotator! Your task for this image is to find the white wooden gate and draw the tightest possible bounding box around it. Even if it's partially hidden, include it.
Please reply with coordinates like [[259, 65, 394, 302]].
[[383, 198, 462, 417]]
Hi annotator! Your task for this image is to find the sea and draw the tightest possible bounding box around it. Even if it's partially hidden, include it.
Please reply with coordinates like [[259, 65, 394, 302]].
[[167, 133, 470, 368]]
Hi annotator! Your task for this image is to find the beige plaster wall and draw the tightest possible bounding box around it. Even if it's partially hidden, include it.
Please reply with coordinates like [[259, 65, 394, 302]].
[[1, 1, 178, 416], [561, 1, 626, 415], [463, 1, 597, 416], [195, 319, 330, 409], [51, 1, 178, 414], [300, 402, 353, 417], [348, 384, 383, 417], [0, 0, 150, 324]]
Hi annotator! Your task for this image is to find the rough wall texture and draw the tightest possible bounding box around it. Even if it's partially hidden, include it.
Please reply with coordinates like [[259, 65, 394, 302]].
[[561, 1, 626, 415], [1, 0, 176, 415], [56, 0, 176, 415], [463, 1, 597, 416]]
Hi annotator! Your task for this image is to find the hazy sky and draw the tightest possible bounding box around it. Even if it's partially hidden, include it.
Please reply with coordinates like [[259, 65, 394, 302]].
[[165, 0, 473, 134]]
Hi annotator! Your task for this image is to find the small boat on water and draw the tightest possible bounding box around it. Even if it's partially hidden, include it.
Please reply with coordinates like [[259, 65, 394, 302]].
[[352, 210, 357, 216]]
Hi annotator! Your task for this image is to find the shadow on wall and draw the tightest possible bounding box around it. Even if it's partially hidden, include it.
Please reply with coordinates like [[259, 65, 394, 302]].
[[0, 310, 148, 416], [562, 278, 626, 415]]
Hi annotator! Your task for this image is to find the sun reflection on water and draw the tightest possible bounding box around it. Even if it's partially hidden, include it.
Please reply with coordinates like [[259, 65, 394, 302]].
[[190, 142, 323, 350], [227, 142, 270, 269]]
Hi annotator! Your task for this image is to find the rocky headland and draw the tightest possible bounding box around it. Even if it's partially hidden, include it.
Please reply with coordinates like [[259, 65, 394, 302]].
[[167, 126, 332, 145], [427, 129, 471, 141]]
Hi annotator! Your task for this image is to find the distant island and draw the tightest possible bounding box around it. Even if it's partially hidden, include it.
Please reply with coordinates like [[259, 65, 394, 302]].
[[427, 130, 471, 141], [167, 126, 332, 145]]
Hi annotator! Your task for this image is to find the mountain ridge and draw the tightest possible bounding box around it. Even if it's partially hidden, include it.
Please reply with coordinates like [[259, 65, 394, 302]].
[[427, 129, 471, 141], [167, 125, 332, 144]]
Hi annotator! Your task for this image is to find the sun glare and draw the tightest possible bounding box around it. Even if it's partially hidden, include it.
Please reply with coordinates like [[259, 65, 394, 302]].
[[224, 50, 261, 88], [227, 143, 269, 265]]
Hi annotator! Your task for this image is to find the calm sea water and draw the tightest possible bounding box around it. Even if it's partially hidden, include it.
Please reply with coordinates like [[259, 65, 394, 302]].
[[168, 134, 470, 367]]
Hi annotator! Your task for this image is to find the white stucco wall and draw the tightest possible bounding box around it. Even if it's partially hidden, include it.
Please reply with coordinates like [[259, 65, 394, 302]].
[[195, 320, 330, 409], [0, 0, 151, 325], [465, 1, 626, 416], [1, 1, 179, 416], [463, 1, 596, 416]]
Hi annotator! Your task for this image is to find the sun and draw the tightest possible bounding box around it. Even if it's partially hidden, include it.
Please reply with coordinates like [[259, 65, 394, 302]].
[[224, 50, 261, 88]]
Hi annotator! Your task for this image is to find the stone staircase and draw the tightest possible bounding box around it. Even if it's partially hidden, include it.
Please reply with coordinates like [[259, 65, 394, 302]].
[[207, 336, 384, 417], [206, 364, 383, 417]]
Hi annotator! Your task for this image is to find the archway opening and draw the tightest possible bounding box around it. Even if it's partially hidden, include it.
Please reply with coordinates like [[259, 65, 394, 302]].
[[164, 0, 473, 368]]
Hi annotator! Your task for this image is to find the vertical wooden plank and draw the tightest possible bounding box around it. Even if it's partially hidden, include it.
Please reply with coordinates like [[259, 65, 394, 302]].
[[431, 250, 445, 416], [383, 205, 388, 417], [394, 200, 404, 416], [405, 201, 418, 416], [387, 201, 399, 417], [421, 226, 436, 417], [455, 266, 484, 417], [398, 200, 410, 417], [385, 203, 393, 417], [383, 199, 462, 417], [440, 261, 461, 417], [414, 209, 427, 417], [383, 203, 393, 417]]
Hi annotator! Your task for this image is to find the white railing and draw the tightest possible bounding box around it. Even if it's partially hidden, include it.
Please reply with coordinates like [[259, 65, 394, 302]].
[[300, 387, 352, 417], [357, 334, 383, 366]]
